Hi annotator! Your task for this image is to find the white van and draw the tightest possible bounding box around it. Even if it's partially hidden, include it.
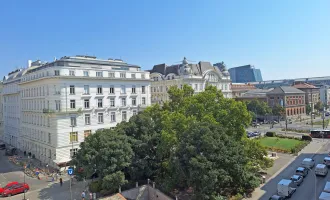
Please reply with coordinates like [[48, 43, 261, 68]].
[[315, 164, 328, 176], [324, 157, 330, 167], [301, 158, 315, 168]]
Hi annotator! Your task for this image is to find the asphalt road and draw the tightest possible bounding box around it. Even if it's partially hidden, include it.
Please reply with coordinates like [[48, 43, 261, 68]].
[[259, 139, 330, 200]]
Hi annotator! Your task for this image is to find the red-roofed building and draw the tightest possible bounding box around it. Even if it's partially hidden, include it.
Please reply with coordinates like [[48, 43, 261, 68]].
[[292, 83, 320, 106]]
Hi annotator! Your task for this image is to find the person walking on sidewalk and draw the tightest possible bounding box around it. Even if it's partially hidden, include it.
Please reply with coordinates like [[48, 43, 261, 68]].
[[89, 192, 93, 200], [59, 177, 63, 186], [81, 190, 86, 200]]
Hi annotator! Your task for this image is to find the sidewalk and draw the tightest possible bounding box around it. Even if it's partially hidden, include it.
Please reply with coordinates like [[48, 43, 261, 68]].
[[248, 138, 329, 200]]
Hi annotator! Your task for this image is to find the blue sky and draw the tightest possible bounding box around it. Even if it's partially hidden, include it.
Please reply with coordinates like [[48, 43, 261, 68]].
[[1, 0, 330, 80]]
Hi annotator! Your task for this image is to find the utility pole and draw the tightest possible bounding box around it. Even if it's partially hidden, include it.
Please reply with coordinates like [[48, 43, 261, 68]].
[[323, 106, 325, 130]]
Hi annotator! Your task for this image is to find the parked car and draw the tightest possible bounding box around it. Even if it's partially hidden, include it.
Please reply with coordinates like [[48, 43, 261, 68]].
[[247, 131, 255, 138], [269, 195, 285, 200], [0, 143, 5, 150], [1, 183, 29, 197], [295, 167, 309, 177], [253, 131, 261, 137], [290, 175, 303, 186], [0, 182, 18, 193], [301, 158, 315, 168]]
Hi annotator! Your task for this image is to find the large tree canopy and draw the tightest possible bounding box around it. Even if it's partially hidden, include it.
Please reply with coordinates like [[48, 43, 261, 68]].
[[245, 99, 272, 117]]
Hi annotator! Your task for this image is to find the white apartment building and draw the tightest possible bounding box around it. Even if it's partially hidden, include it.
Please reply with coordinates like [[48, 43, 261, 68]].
[[320, 85, 330, 107], [3, 56, 151, 168], [0, 82, 5, 141], [148, 58, 232, 104]]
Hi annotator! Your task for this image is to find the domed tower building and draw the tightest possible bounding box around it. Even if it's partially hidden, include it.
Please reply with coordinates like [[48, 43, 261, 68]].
[[148, 58, 232, 104]]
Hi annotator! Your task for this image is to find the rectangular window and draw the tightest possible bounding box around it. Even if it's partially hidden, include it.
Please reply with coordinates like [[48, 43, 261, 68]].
[[108, 72, 115, 78], [70, 148, 78, 158], [122, 111, 127, 121], [132, 98, 136, 106], [70, 85, 75, 94], [83, 71, 89, 77], [70, 100, 76, 109], [141, 74, 145, 79], [131, 74, 136, 79], [110, 112, 116, 122], [132, 85, 136, 94], [109, 86, 114, 94], [194, 84, 198, 91], [54, 70, 60, 76], [96, 71, 103, 77], [110, 98, 115, 107], [120, 73, 126, 78], [48, 133, 51, 144], [55, 100, 61, 111], [84, 99, 90, 109], [69, 70, 75, 76], [70, 132, 78, 143], [84, 85, 90, 94], [133, 110, 137, 116], [97, 99, 103, 108], [70, 117, 77, 127], [121, 98, 126, 106], [85, 114, 90, 125], [98, 113, 104, 123], [142, 86, 146, 94], [121, 85, 126, 94], [84, 130, 91, 138], [97, 85, 103, 94], [142, 97, 146, 105]]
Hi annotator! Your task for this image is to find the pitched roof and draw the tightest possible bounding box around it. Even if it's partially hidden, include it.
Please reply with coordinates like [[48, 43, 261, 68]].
[[293, 83, 318, 89], [267, 86, 305, 94], [99, 193, 126, 200]]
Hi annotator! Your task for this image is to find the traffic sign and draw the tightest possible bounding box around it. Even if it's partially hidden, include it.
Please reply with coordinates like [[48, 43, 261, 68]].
[[67, 168, 74, 175]]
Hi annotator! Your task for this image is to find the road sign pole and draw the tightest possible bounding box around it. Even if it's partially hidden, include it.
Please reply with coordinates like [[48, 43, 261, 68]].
[[70, 175, 72, 200]]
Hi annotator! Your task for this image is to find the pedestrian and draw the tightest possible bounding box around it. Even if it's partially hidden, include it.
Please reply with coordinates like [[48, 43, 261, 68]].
[[55, 173, 58, 181], [89, 192, 93, 200], [59, 177, 63, 186], [81, 190, 86, 200]]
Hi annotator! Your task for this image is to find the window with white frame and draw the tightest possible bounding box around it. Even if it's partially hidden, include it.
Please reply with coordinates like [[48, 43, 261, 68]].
[[120, 73, 126, 78], [132, 85, 136, 94], [98, 113, 104, 123], [141, 74, 145, 79], [96, 71, 103, 77], [70, 85, 75, 94], [69, 70, 75, 76], [108, 72, 115, 78], [121, 85, 126, 94], [97, 99, 103, 108], [54, 70, 60, 76], [194, 84, 198, 91], [85, 114, 90, 125], [84, 99, 90, 109], [84, 85, 90, 94], [70, 132, 78, 143], [132, 98, 136, 106], [121, 98, 126, 106], [109, 85, 114, 94], [84, 130, 91, 138], [142, 97, 146, 105], [48, 132, 51, 144], [131, 73, 136, 78], [122, 111, 127, 121], [70, 148, 78, 158], [133, 110, 137, 116], [83, 71, 89, 77], [110, 98, 115, 107], [142, 86, 146, 94], [55, 100, 61, 111], [70, 100, 76, 109], [97, 85, 102, 94], [70, 117, 77, 127], [110, 112, 116, 122]]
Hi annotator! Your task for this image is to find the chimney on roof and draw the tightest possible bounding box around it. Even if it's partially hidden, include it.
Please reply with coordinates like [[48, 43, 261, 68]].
[[28, 60, 32, 68]]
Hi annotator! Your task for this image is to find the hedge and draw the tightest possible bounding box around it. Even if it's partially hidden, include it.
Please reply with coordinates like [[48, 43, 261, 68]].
[[302, 135, 312, 141], [265, 132, 276, 137]]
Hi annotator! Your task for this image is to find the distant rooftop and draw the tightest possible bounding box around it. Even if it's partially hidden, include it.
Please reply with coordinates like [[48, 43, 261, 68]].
[[267, 86, 305, 94], [293, 83, 318, 89]]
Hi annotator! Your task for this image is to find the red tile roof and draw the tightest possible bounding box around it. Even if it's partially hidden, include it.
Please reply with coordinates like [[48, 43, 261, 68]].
[[293, 83, 317, 89]]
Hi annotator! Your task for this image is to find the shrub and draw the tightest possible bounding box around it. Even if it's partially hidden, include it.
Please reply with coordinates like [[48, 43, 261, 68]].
[[89, 180, 102, 193], [266, 132, 276, 137], [302, 135, 312, 141], [230, 193, 243, 200]]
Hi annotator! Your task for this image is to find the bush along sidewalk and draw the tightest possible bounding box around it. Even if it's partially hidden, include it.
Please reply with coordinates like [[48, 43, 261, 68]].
[[261, 133, 311, 154]]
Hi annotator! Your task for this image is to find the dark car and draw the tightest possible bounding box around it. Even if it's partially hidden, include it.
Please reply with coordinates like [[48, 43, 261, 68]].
[[0, 143, 5, 150], [247, 131, 254, 138], [253, 131, 261, 137], [269, 195, 285, 200], [295, 167, 308, 177], [290, 174, 303, 186]]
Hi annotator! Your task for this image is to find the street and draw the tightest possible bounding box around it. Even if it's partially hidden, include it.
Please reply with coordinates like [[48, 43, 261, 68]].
[[259, 139, 330, 200]]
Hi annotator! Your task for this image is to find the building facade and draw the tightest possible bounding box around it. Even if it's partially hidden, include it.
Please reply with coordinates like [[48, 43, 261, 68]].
[[3, 56, 151, 167], [292, 83, 319, 106], [230, 83, 256, 98], [148, 58, 232, 104], [320, 85, 330, 107], [235, 88, 273, 103], [228, 65, 263, 83], [266, 86, 306, 116]]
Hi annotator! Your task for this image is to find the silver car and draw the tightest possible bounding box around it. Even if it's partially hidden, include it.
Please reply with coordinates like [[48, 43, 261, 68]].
[[290, 175, 303, 186]]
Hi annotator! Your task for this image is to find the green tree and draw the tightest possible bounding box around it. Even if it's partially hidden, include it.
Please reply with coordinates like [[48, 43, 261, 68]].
[[306, 104, 312, 115], [272, 105, 285, 116], [245, 100, 272, 116], [72, 129, 132, 191], [314, 101, 324, 112]]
